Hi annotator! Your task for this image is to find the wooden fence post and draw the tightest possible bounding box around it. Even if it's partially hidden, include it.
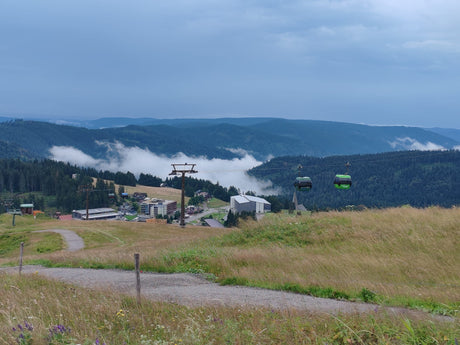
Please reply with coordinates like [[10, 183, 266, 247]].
[[19, 242, 24, 275], [134, 253, 141, 304]]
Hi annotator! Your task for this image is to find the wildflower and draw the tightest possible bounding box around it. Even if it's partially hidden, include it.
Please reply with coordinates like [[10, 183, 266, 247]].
[[12, 322, 34, 345], [47, 324, 71, 342], [24, 321, 34, 331]]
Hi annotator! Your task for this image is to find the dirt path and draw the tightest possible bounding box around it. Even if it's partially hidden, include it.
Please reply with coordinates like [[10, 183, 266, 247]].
[[11, 230, 449, 321], [0, 265, 451, 322], [34, 229, 85, 251]]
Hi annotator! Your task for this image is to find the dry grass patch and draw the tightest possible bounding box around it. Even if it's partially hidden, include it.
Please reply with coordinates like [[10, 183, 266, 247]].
[[0, 219, 229, 270], [92, 178, 186, 203], [203, 207, 460, 307], [1, 207, 458, 315], [123, 184, 185, 203], [1, 272, 458, 345]]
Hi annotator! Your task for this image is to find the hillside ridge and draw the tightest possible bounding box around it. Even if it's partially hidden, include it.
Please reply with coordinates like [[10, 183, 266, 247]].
[[0, 118, 458, 160]]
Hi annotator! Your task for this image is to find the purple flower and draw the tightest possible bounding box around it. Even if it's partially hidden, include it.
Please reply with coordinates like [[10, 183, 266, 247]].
[[49, 324, 71, 334], [24, 321, 34, 331]]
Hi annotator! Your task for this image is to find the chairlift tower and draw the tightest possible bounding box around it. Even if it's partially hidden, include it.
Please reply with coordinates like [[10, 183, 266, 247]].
[[169, 163, 198, 227]]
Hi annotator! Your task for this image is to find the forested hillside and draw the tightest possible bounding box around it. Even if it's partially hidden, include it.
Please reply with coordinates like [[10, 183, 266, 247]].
[[249, 150, 460, 209], [0, 119, 458, 161], [1, 149, 458, 215], [0, 159, 240, 214], [0, 160, 114, 213], [0, 140, 34, 160]]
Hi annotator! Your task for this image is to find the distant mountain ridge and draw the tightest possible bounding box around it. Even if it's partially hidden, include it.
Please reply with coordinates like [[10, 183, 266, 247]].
[[0, 118, 458, 161], [427, 127, 460, 143]]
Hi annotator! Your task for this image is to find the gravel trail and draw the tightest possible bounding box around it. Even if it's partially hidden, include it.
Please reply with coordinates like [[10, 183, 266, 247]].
[[6, 229, 449, 321], [0, 265, 451, 322], [34, 229, 85, 251]]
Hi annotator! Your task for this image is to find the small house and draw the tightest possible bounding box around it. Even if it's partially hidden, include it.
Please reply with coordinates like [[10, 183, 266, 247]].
[[20, 203, 34, 215]]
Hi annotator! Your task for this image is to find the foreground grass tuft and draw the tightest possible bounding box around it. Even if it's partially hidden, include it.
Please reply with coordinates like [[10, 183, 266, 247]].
[[1, 272, 458, 344], [1, 207, 459, 318]]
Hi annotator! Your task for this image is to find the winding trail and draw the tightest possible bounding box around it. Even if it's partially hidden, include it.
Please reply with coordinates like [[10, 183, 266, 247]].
[[3, 230, 450, 321], [34, 229, 85, 251], [1, 265, 452, 322]]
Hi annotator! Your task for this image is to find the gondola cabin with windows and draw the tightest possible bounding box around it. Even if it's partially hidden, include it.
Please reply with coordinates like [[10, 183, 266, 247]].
[[294, 176, 312, 191], [334, 174, 352, 189]]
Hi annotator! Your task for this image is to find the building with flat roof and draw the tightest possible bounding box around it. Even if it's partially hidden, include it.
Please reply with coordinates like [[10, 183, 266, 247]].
[[140, 199, 177, 218], [72, 208, 119, 220], [20, 203, 34, 215], [230, 195, 271, 214]]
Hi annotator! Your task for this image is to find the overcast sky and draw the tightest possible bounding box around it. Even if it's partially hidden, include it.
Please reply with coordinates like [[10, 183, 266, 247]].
[[1, 0, 459, 128]]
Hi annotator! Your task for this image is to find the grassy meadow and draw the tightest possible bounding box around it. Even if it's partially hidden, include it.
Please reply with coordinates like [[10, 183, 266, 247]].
[[0, 207, 459, 344], [122, 185, 186, 204]]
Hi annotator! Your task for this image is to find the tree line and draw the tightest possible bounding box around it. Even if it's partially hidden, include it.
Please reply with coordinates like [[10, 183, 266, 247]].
[[0, 159, 262, 214], [249, 150, 460, 209]]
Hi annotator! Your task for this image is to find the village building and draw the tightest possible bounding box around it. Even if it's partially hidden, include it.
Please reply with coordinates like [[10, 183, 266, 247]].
[[20, 203, 34, 215], [140, 199, 177, 218], [132, 192, 148, 201], [230, 195, 271, 214], [194, 190, 211, 200], [72, 208, 119, 220]]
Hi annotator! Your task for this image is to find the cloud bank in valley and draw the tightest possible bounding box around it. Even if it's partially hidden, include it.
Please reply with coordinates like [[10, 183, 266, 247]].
[[388, 137, 446, 151], [49, 142, 277, 195]]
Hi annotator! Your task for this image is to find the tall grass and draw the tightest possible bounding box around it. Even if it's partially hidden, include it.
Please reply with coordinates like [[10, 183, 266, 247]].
[[1, 207, 459, 315], [151, 207, 460, 314], [1, 272, 458, 344]]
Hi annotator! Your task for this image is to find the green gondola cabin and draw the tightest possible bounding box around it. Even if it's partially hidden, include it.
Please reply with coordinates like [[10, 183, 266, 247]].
[[294, 177, 312, 191], [334, 174, 352, 189]]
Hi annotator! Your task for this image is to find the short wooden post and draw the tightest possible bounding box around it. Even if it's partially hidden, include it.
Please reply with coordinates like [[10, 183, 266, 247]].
[[134, 253, 141, 304], [19, 242, 24, 275]]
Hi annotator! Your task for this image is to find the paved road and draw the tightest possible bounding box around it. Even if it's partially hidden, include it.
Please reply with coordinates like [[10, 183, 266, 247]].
[[34, 229, 85, 251], [185, 206, 228, 224]]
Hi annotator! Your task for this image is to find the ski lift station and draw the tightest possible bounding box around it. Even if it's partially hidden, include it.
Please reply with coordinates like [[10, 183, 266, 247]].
[[230, 195, 271, 214]]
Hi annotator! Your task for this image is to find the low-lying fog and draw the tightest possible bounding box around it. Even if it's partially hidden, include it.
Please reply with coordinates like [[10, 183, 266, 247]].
[[49, 142, 278, 195]]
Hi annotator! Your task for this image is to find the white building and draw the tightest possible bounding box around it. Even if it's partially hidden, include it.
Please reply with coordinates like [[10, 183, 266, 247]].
[[230, 195, 271, 214], [72, 208, 119, 220], [140, 199, 177, 217]]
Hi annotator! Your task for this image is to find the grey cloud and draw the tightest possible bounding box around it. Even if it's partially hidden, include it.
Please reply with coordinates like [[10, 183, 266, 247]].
[[0, 0, 459, 128]]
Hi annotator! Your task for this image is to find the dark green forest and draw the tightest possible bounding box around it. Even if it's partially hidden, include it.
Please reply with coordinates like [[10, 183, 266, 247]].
[[249, 150, 460, 209], [0, 119, 458, 161], [0, 159, 241, 214], [166, 176, 240, 202], [0, 159, 118, 214], [0, 150, 458, 215]]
